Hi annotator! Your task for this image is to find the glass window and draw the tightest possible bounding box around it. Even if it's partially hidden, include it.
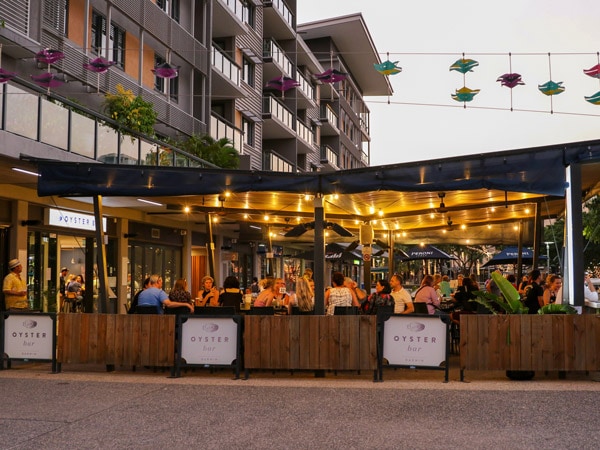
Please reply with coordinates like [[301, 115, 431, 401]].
[[157, 0, 180, 22], [154, 55, 179, 102], [242, 57, 255, 87], [92, 10, 125, 68], [242, 118, 254, 146], [242, 1, 255, 28]]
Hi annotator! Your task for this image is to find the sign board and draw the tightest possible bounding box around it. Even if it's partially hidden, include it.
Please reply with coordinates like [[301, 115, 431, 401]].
[[180, 317, 238, 365], [47, 208, 107, 232], [3, 314, 54, 360], [382, 315, 447, 368]]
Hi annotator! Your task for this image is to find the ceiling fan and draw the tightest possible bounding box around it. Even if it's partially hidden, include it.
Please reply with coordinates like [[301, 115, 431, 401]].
[[436, 192, 449, 213]]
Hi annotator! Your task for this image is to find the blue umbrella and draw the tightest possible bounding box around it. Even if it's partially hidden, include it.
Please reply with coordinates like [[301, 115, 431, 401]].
[[481, 247, 543, 267]]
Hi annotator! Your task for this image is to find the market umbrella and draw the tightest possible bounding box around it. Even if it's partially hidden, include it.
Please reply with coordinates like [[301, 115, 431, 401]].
[[481, 246, 542, 267]]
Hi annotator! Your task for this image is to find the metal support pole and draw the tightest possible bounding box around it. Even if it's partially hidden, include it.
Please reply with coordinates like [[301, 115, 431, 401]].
[[206, 213, 216, 283], [313, 196, 325, 315], [93, 195, 109, 313]]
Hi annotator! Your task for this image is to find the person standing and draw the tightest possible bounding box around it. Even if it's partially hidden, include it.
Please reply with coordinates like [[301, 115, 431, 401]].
[[59, 267, 69, 312], [3, 259, 28, 311], [524, 269, 544, 314], [390, 274, 414, 314]]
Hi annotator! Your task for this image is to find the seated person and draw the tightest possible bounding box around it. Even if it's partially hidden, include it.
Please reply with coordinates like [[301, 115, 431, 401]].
[[137, 274, 194, 314], [198, 275, 220, 307], [219, 275, 243, 312]]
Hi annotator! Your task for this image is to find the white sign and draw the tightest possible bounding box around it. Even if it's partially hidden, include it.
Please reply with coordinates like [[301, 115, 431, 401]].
[[180, 317, 238, 365], [47, 208, 107, 232], [382, 315, 447, 367], [4, 314, 54, 360]]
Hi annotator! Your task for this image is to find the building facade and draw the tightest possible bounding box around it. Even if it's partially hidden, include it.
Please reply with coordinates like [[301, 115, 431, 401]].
[[0, 1, 391, 312]]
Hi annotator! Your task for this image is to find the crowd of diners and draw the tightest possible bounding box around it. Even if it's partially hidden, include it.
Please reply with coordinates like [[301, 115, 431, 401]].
[[125, 267, 591, 316]]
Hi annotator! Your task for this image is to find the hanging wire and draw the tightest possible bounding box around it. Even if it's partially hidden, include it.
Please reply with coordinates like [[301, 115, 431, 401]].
[[509, 52, 513, 111], [547, 52, 554, 114]]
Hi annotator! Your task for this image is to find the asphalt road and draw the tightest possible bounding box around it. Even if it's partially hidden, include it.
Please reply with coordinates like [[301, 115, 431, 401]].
[[1, 362, 600, 449]]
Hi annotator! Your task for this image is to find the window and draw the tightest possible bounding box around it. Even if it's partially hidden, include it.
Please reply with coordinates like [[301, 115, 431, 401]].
[[242, 118, 254, 146], [157, 0, 180, 22], [242, 57, 255, 87], [242, 1, 255, 28], [43, 0, 68, 35], [154, 55, 179, 102], [91, 11, 125, 68]]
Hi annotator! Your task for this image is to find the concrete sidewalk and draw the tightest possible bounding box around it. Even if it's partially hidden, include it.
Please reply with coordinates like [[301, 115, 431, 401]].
[[1, 360, 600, 449]]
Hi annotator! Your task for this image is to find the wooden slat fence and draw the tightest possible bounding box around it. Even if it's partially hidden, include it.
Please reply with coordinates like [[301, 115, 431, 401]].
[[243, 315, 377, 371], [460, 314, 600, 371], [57, 313, 175, 367]]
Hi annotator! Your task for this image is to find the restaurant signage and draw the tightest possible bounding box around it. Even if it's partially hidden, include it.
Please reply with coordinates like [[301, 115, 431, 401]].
[[180, 317, 238, 365], [47, 208, 107, 232], [3, 314, 54, 360], [382, 315, 447, 368]]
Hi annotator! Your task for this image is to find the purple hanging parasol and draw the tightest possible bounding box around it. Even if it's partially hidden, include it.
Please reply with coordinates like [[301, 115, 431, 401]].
[[266, 75, 300, 91], [83, 57, 116, 74], [314, 68, 347, 84], [31, 72, 64, 88], [35, 49, 65, 65], [152, 62, 179, 79], [0, 68, 17, 83]]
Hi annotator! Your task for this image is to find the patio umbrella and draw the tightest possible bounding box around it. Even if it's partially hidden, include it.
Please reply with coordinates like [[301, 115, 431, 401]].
[[481, 246, 542, 267]]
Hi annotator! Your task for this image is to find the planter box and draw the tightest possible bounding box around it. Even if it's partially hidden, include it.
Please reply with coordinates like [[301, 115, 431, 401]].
[[243, 315, 377, 371], [460, 314, 600, 372]]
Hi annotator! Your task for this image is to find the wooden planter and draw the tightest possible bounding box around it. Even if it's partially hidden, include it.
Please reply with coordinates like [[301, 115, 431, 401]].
[[57, 313, 175, 367], [243, 315, 377, 371], [460, 314, 600, 372]]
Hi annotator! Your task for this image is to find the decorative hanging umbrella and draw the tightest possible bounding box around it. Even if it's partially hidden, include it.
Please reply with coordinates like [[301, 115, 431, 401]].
[[449, 58, 479, 74], [497, 73, 524, 88], [538, 80, 565, 96], [314, 68, 347, 83], [31, 72, 64, 88], [373, 60, 402, 76], [152, 62, 179, 79], [35, 48, 65, 65], [83, 57, 116, 74], [0, 68, 16, 83], [583, 63, 600, 78], [84, 57, 116, 93], [266, 75, 300, 91], [584, 54, 600, 105], [451, 86, 480, 102]]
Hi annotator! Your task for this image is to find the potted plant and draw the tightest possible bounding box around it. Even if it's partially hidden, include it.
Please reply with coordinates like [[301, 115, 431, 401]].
[[103, 84, 157, 139]]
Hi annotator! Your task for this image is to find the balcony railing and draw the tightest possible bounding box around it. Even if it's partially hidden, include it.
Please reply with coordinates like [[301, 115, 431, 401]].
[[212, 45, 241, 86], [296, 119, 314, 145], [263, 38, 294, 77], [210, 113, 243, 153], [321, 104, 339, 130], [263, 149, 294, 173], [0, 81, 217, 168], [263, 95, 294, 132], [320, 144, 339, 168], [219, 0, 245, 22], [268, 0, 294, 29], [296, 70, 314, 101]]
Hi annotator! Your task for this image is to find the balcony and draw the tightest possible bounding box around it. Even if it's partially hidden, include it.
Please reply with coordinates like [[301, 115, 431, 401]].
[[213, 0, 247, 38], [0, 82, 216, 168], [211, 45, 245, 100], [320, 144, 340, 171], [263, 149, 295, 173], [296, 119, 316, 154], [263, 38, 294, 80], [263, 0, 295, 40], [210, 113, 243, 153], [296, 70, 316, 109], [262, 95, 295, 139], [319, 104, 339, 136]]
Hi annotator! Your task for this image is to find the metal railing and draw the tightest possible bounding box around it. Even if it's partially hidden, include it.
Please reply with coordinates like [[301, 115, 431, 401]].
[[210, 113, 243, 153], [263, 95, 294, 132], [212, 44, 241, 86], [263, 38, 294, 77]]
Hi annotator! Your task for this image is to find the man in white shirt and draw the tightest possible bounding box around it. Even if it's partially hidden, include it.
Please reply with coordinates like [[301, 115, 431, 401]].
[[390, 274, 414, 314], [584, 272, 598, 302]]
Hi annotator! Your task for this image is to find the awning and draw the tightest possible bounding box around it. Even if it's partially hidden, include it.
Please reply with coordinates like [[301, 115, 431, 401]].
[[402, 245, 456, 260], [481, 246, 546, 267]]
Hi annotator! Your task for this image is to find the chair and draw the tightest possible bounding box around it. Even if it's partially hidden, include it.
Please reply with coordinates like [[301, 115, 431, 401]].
[[195, 306, 236, 316], [334, 306, 359, 315], [246, 306, 275, 315], [135, 305, 159, 314], [291, 306, 314, 315], [165, 306, 191, 315], [413, 302, 429, 314], [376, 305, 394, 316]]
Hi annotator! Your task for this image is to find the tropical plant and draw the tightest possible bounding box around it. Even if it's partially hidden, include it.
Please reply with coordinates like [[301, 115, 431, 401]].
[[472, 271, 528, 315], [538, 303, 577, 315], [175, 134, 239, 169], [103, 84, 157, 138]]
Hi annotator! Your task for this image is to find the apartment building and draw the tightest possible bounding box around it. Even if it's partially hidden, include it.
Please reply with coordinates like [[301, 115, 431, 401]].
[[0, 1, 391, 312]]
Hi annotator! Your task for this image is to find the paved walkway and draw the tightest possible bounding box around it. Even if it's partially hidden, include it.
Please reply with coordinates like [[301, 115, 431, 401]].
[[1, 360, 600, 449]]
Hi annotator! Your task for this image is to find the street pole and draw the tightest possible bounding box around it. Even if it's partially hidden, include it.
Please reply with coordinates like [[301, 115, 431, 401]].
[[544, 241, 552, 274]]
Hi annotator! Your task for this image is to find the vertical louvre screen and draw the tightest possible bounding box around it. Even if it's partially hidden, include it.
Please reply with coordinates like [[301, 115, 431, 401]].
[[43, 0, 68, 35], [0, 0, 30, 35]]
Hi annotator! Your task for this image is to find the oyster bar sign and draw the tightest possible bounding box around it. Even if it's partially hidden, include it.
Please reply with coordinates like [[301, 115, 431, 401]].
[[382, 316, 447, 367], [4, 314, 54, 360], [47, 208, 107, 232]]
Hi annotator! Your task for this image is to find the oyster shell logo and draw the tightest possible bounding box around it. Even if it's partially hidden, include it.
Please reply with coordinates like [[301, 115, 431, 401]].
[[406, 322, 425, 332], [22, 319, 38, 329], [202, 322, 219, 333]]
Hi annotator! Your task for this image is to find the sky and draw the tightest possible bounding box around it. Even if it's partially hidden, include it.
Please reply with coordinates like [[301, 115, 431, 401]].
[[297, 1, 600, 166]]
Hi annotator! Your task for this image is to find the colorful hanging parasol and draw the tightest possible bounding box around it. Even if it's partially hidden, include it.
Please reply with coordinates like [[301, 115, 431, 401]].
[[451, 86, 480, 102], [266, 75, 300, 91], [0, 68, 17, 83], [373, 60, 402, 76], [35, 49, 65, 65], [314, 68, 348, 83], [497, 73, 524, 89], [31, 72, 64, 88], [583, 64, 600, 79], [538, 80, 565, 96], [152, 62, 180, 79], [84, 57, 116, 74], [449, 58, 479, 74]]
